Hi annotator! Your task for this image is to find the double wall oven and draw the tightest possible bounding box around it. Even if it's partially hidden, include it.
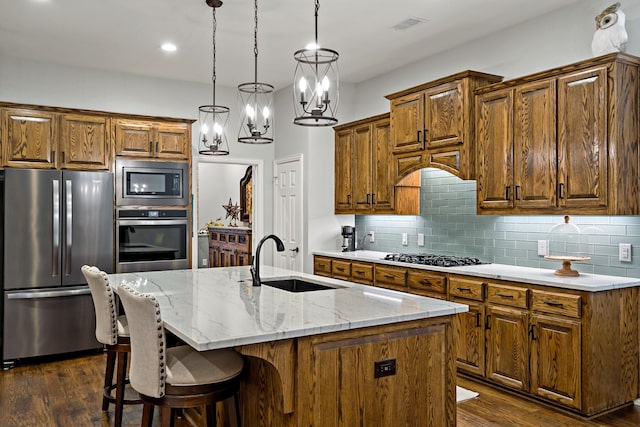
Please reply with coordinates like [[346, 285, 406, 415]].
[[115, 159, 190, 273]]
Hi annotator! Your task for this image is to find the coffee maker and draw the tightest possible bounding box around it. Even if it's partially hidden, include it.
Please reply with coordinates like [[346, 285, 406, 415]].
[[341, 225, 356, 252]]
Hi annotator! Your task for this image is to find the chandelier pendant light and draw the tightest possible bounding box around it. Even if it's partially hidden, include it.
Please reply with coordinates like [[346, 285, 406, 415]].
[[293, 0, 339, 126], [199, 0, 230, 155], [238, 0, 274, 144]]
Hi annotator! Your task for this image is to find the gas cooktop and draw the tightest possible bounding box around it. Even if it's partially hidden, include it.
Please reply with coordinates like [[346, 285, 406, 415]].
[[383, 253, 487, 267]]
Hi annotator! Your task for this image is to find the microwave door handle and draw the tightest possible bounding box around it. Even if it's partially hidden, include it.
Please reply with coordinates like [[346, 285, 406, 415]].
[[65, 179, 73, 276], [52, 179, 60, 278]]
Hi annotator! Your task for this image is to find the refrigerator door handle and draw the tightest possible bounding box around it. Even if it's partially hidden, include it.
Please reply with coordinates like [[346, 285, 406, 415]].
[[65, 179, 73, 276], [53, 178, 60, 278], [7, 288, 91, 299]]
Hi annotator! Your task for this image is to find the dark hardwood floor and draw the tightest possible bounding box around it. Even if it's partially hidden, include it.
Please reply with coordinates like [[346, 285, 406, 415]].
[[1, 352, 639, 426]]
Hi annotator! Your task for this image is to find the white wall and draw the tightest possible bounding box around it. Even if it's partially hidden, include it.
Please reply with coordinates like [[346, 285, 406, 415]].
[[353, 0, 640, 118]]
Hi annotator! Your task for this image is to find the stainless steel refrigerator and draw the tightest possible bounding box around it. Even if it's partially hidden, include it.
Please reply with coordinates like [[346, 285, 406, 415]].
[[1, 169, 114, 367]]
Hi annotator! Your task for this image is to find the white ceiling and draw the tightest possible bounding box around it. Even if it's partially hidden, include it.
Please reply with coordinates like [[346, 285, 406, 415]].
[[1, 0, 582, 90]]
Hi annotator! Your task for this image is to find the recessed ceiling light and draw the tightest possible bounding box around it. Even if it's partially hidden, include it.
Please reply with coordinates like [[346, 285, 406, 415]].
[[161, 42, 177, 52], [392, 16, 427, 31]]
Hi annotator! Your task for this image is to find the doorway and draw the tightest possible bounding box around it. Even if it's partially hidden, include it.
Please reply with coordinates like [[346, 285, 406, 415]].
[[193, 157, 264, 268], [273, 155, 304, 272]]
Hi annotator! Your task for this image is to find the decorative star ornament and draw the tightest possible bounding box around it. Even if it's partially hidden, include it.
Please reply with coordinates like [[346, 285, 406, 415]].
[[222, 197, 242, 227]]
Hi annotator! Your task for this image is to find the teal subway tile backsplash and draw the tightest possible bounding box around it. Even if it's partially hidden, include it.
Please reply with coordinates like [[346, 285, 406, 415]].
[[355, 168, 640, 278]]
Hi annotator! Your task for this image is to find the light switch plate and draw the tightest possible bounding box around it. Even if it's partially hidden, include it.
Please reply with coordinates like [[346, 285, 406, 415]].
[[402, 233, 408, 246], [619, 243, 632, 262], [418, 233, 425, 247], [369, 231, 375, 243]]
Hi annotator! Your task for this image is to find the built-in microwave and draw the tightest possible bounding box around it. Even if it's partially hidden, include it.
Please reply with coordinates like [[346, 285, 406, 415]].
[[115, 159, 189, 206]]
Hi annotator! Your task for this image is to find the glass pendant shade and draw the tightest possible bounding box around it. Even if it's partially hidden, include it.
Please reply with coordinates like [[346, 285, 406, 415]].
[[198, 104, 230, 155], [238, 0, 274, 144], [198, 0, 230, 155], [293, 0, 339, 127]]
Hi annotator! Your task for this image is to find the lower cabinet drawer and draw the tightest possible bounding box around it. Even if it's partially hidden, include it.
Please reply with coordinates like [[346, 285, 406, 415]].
[[407, 269, 446, 295], [332, 260, 352, 278], [531, 290, 581, 318], [313, 256, 332, 276], [449, 276, 485, 301], [351, 262, 373, 283], [487, 283, 528, 309], [375, 265, 407, 289]]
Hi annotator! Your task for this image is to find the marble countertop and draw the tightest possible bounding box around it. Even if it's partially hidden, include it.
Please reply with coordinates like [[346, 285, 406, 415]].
[[108, 266, 467, 351], [313, 250, 640, 292]]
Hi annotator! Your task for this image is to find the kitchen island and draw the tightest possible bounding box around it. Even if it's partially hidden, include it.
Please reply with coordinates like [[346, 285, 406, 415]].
[[109, 266, 468, 427]]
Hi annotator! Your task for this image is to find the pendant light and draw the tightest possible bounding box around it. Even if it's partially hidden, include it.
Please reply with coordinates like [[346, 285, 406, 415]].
[[199, 0, 230, 155], [238, 0, 274, 144], [293, 0, 339, 126]]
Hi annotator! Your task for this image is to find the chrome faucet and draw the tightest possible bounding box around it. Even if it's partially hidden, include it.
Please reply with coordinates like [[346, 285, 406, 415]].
[[250, 234, 285, 286]]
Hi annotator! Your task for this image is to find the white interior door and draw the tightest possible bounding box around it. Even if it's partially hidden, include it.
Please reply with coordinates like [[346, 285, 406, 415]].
[[274, 155, 303, 272]]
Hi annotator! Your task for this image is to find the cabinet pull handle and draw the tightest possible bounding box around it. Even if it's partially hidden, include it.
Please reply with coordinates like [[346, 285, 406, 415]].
[[417, 130, 421, 143], [485, 314, 491, 330], [355, 271, 364, 275], [475, 312, 482, 327], [52, 151, 56, 165], [420, 279, 432, 286], [544, 301, 564, 308], [371, 193, 375, 204], [347, 194, 351, 204], [366, 194, 370, 204], [149, 141, 153, 152], [530, 324, 537, 340], [515, 185, 520, 200], [558, 183, 564, 199], [457, 287, 471, 292], [422, 128, 427, 149], [155, 141, 159, 153], [336, 267, 345, 272], [61, 151, 65, 165], [384, 274, 395, 279], [497, 293, 513, 299], [505, 186, 510, 201]]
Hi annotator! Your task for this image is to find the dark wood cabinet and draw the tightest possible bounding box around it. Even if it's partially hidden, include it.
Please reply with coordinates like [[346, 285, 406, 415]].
[[313, 254, 639, 417], [476, 53, 640, 215], [334, 113, 419, 215], [386, 71, 503, 181], [114, 118, 190, 160], [208, 227, 252, 268]]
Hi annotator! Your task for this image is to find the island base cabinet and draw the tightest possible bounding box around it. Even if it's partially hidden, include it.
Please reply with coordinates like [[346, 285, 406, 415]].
[[237, 317, 457, 427]]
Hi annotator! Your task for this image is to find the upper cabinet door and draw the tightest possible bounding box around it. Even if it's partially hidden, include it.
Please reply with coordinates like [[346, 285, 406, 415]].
[[114, 119, 155, 157], [334, 128, 354, 213], [390, 92, 424, 153], [3, 108, 57, 168], [557, 67, 607, 210], [424, 81, 464, 149], [476, 88, 514, 211], [372, 118, 394, 211], [60, 114, 110, 170], [352, 124, 373, 212], [513, 79, 557, 209], [155, 122, 190, 160]]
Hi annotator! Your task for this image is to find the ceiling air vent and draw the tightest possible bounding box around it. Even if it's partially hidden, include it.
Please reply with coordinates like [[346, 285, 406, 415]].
[[392, 16, 427, 31]]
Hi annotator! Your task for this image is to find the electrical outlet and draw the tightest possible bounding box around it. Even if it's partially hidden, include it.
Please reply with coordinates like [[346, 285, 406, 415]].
[[418, 233, 425, 246], [402, 233, 408, 246], [201, 258, 208, 267], [537, 240, 549, 256], [369, 231, 375, 243], [619, 243, 632, 262]]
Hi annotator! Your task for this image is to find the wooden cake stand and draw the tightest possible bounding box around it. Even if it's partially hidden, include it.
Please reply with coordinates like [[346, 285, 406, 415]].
[[544, 255, 591, 277]]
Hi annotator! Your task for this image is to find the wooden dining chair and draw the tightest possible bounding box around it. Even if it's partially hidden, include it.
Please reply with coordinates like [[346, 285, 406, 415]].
[[81, 265, 142, 427], [116, 282, 244, 427]]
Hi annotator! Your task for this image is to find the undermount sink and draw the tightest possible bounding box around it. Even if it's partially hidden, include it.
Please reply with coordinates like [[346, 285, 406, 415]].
[[262, 278, 340, 293]]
